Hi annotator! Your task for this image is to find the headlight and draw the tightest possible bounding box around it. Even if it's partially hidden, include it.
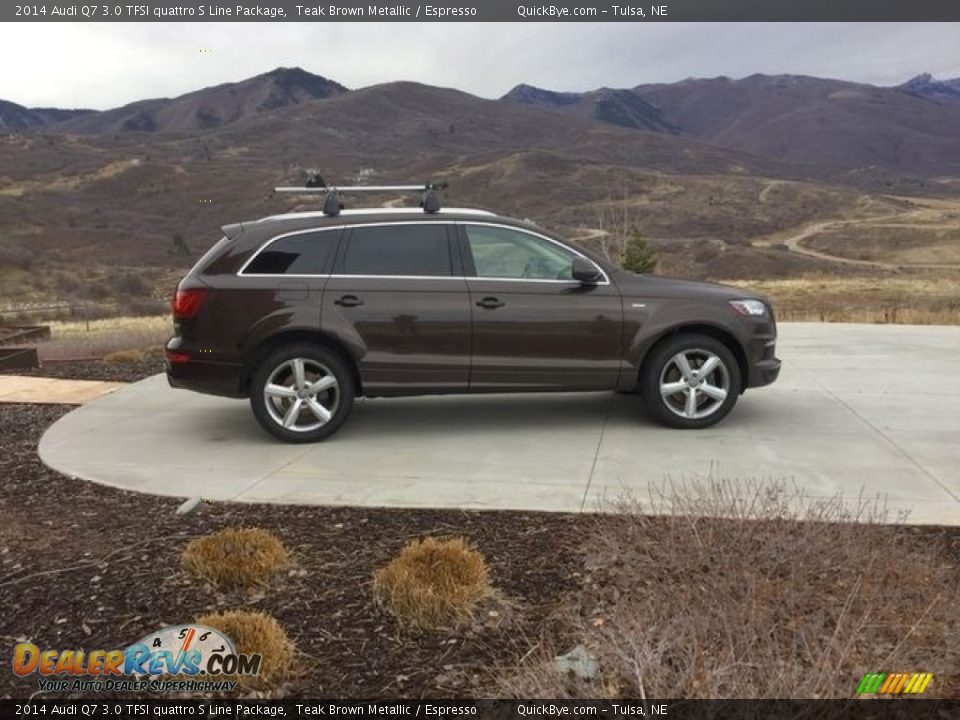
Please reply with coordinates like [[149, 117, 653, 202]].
[[729, 299, 767, 317]]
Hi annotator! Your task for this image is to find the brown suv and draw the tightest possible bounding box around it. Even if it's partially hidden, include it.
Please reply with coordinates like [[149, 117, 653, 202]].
[[166, 188, 780, 442]]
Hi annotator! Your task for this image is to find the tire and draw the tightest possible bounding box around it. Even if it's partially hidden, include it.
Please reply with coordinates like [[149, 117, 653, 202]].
[[639, 333, 741, 429], [249, 343, 355, 443]]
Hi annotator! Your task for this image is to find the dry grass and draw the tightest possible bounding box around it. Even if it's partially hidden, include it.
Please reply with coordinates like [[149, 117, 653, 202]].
[[182, 528, 290, 590], [498, 479, 960, 699], [720, 274, 960, 325], [34, 314, 170, 361], [103, 349, 146, 364], [194, 610, 295, 687], [373, 536, 493, 630]]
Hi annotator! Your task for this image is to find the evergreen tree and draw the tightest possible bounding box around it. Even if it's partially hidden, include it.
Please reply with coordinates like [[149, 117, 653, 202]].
[[622, 228, 657, 273]]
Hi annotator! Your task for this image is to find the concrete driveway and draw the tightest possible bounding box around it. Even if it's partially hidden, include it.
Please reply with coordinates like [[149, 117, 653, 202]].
[[38, 323, 960, 525]]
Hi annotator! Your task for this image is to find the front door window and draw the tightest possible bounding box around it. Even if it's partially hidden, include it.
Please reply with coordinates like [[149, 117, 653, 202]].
[[464, 225, 577, 281]]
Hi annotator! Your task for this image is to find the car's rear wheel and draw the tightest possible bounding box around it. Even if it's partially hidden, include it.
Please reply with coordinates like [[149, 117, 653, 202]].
[[250, 344, 354, 442], [639, 334, 741, 429]]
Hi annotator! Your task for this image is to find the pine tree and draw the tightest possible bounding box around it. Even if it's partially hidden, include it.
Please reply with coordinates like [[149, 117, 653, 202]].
[[622, 228, 657, 274]]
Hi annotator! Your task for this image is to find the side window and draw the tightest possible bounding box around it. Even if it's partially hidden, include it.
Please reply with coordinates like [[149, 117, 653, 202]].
[[244, 230, 339, 275], [341, 225, 452, 277], [464, 225, 575, 280]]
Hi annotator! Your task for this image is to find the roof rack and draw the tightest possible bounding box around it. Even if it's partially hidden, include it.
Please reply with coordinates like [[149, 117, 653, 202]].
[[275, 174, 448, 217]]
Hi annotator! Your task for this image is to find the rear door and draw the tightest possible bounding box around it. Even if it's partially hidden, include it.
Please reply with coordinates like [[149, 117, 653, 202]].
[[322, 222, 471, 396], [459, 222, 623, 391]]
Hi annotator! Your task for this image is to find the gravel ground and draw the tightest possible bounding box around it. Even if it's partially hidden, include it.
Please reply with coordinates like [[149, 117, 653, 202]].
[[0, 363, 586, 699], [2, 362, 958, 701], [18, 357, 166, 383]]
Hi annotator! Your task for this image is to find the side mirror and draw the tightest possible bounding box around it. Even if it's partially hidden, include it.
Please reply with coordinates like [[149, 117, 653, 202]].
[[572, 256, 603, 285]]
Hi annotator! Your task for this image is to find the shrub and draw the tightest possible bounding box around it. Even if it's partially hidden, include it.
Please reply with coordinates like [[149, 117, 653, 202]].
[[373, 536, 492, 630], [182, 528, 290, 589], [621, 228, 658, 274], [194, 610, 295, 686], [103, 349, 146, 364]]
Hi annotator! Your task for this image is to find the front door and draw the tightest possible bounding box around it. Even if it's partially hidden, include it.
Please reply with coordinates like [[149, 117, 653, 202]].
[[459, 223, 623, 391], [322, 222, 471, 396]]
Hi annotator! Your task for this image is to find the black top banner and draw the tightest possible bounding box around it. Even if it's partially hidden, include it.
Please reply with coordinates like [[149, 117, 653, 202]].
[[5, 0, 960, 22], [3, 699, 960, 719]]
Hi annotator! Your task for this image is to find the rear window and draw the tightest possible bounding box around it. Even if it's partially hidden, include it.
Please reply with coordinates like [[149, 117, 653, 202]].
[[244, 229, 339, 275], [340, 224, 451, 277]]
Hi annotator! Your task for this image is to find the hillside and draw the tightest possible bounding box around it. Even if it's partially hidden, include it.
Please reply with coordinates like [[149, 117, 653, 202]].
[[1, 68, 959, 318]]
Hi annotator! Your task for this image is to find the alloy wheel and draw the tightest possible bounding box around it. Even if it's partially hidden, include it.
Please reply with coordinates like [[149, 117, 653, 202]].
[[263, 357, 340, 433], [658, 349, 730, 420]]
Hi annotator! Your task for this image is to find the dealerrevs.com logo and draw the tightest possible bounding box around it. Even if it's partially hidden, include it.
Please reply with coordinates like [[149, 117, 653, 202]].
[[12, 624, 260, 692]]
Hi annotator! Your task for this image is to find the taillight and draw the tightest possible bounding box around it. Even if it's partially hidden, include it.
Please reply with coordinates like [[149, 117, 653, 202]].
[[166, 351, 190, 364], [172, 287, 207, 318]]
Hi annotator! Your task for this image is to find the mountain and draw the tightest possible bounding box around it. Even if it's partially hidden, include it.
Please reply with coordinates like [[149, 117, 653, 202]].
[[51, 67, 348, 134], [896, 73, 960, 104], [502, 83, 677, 132], [501, 74, 960, 175], [0, 100, 92, 131], [630, 74, 960, 175], [502, 84, 582, 107]]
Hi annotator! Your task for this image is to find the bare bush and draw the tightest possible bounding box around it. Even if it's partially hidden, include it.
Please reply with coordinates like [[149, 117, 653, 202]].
[[373, 536, 493, 630], [498, 478, 959, 699], [182, 528, 290, 589]]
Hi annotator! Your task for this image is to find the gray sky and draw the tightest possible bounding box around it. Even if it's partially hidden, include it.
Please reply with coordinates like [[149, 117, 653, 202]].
[[3, 22, 959, 108]]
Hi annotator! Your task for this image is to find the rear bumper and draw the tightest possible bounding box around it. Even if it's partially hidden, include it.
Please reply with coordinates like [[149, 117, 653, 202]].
[[165, 342, 245, 398]]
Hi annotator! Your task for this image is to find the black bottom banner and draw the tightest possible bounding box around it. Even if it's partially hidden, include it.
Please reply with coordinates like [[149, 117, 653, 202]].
[[3, 699, 959, 719]]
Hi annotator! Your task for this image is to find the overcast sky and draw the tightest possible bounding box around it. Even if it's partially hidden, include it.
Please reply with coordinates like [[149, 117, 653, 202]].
[[3, 22, 959, 109]]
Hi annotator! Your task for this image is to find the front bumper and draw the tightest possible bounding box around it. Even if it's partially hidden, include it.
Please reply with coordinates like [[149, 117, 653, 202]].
[[745, 333, 781, 388], [749, 356, 782, 387]]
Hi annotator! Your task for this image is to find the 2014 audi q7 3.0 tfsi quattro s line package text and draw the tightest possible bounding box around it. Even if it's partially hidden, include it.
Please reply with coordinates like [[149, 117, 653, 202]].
[[166, 183, 781, 443]]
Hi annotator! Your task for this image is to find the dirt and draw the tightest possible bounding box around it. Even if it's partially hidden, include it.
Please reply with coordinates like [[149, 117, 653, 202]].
[[2, 362, 959, 700]]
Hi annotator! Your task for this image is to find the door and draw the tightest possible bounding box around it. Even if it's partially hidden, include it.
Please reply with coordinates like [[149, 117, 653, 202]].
[[459, 223, 623, 391], [322, 222, 471, 396]]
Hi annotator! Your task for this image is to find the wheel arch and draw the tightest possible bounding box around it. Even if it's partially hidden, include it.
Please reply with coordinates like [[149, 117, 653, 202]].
[[636, 323, 749, 394], [242, 329, 363, 396]]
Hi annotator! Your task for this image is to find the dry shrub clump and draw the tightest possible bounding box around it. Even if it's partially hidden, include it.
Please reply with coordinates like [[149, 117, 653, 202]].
[[373, 536, 493, 630], [182, 527, 290, 589], [500, 478, 960, 699], [103, 348, 146, 364], [194, 610, 295, 686]]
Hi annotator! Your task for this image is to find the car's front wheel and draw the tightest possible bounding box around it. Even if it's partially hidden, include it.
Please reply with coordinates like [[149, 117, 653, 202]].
[[250, 344, 354, 443], [639, 334, 741, 429]]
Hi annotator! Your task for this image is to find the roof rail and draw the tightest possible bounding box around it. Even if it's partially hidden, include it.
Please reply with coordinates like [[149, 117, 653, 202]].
[[275, 176, 449, 217]]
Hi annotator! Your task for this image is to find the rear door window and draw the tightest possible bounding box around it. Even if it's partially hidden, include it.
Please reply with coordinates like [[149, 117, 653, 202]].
[[244, 229, 340, 275], [340, 224, 452, 277]]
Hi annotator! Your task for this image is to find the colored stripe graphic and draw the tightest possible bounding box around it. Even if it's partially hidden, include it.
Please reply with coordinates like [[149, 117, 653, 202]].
[[879, 674, 899, 693], [856, 673, 885, 694], [857, 672, 933, 695], [914, 673, 933, 694]]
